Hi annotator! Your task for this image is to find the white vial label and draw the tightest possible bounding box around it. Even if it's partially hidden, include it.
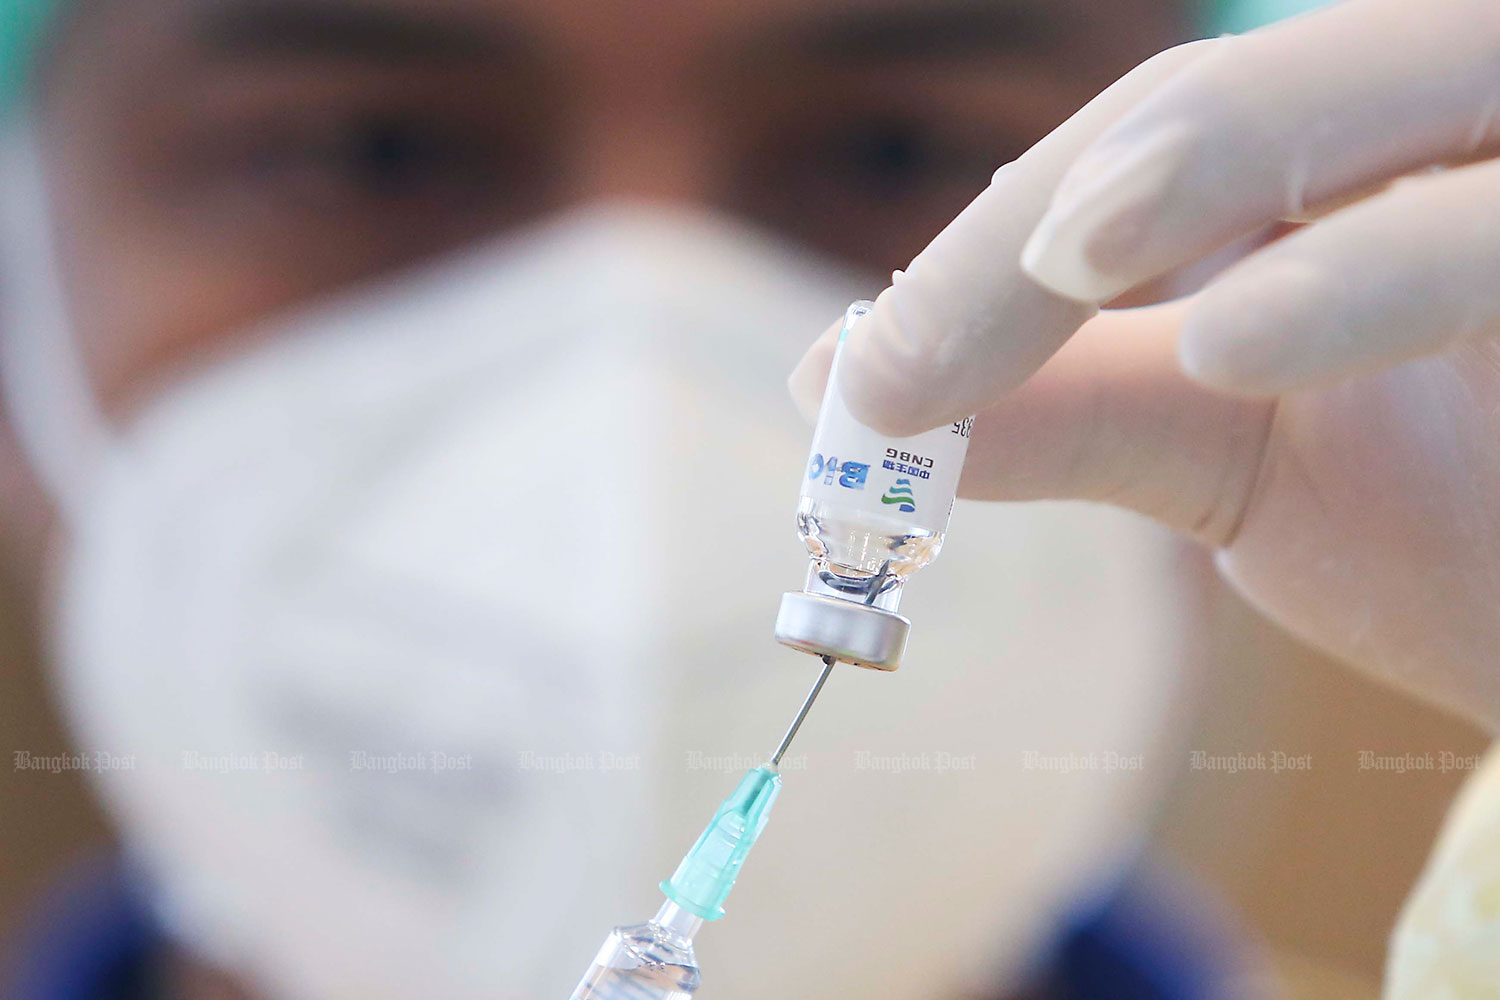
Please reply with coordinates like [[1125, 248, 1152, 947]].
[[800, 303, 972, 535]]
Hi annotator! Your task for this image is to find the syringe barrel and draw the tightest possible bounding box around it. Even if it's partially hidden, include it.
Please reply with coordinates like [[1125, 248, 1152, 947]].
[[778, 300, 973, 670], [569, 902, 702, 1000]]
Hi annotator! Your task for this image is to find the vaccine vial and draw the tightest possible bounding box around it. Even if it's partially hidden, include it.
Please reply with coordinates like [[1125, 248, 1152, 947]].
[[774, 300, 972, 670]]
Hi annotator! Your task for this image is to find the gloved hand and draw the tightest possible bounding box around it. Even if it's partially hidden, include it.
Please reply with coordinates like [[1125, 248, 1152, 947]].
[[789, 0, 1500, 731]]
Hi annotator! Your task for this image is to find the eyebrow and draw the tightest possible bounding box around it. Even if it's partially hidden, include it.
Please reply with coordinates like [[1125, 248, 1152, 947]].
[[764, 0, 1070, 64], [191, 0, 522, 63]]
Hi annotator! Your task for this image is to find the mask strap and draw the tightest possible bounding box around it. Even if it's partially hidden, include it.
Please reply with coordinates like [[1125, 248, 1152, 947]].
[[0, 116, 113, 521]]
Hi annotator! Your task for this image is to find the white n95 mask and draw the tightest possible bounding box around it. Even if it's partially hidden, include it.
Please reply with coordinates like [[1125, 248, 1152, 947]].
[[1, 122, 1191, 1000]]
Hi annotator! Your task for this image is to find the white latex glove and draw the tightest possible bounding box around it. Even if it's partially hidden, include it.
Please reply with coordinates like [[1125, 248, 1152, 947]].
[[789, 0, 1500, 731], [1386, 743, 1500, 997]]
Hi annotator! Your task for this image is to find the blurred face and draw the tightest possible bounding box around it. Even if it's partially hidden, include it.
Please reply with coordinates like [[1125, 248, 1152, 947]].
[[10, 6, 1198, 998], [36, 0, 1187, 415]]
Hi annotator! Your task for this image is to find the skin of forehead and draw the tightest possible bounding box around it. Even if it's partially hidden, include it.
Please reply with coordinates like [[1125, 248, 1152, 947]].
[[55, 0, 1185, 69]]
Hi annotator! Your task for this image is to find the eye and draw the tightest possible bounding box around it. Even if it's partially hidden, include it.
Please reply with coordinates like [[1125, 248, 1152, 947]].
[[243, 111, 498, 206], [828, 119, 983, 196], [150, 83, 558, 295], [326, 115, 455, 193], [729, 112, 1015, 271]]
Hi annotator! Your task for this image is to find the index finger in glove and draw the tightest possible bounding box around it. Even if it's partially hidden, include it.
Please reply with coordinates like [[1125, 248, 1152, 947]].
[[791, 38, 1223, 437]]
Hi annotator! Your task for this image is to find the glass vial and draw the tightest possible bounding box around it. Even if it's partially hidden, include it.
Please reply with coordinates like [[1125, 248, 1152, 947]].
[[775, 300, 973, 670]]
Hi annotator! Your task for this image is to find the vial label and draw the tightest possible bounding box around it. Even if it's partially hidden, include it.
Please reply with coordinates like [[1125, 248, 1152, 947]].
[[800, 303, 972, 535]]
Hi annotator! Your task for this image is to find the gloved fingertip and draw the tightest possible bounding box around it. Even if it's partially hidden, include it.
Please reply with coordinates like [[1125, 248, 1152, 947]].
[[1020, 214, 1124, 303], [786, 318, 841, 425], [837, 351, 945, 438], [1180, 314, 1311, 400], [786, 365, 824, 425], [1179, 260, 1326, 397], [1177, 332, 1255, 396], [1021, 124, 1193, 304]]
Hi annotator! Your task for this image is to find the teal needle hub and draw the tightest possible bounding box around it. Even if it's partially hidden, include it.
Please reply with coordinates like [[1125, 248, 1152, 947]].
[[660, 765, 782, 920]]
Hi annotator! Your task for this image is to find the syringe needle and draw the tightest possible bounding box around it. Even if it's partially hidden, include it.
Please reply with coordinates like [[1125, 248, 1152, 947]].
[[770, 655, 835, 768]]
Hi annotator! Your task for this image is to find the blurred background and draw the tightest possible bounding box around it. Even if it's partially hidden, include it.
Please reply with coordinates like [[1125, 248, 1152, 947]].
[[0, 1, 1489, 999]]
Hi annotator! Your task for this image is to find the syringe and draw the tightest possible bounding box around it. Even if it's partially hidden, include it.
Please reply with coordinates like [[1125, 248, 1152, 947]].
[[567, 661, 833, 1000], [572, 300, 974, 997]]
